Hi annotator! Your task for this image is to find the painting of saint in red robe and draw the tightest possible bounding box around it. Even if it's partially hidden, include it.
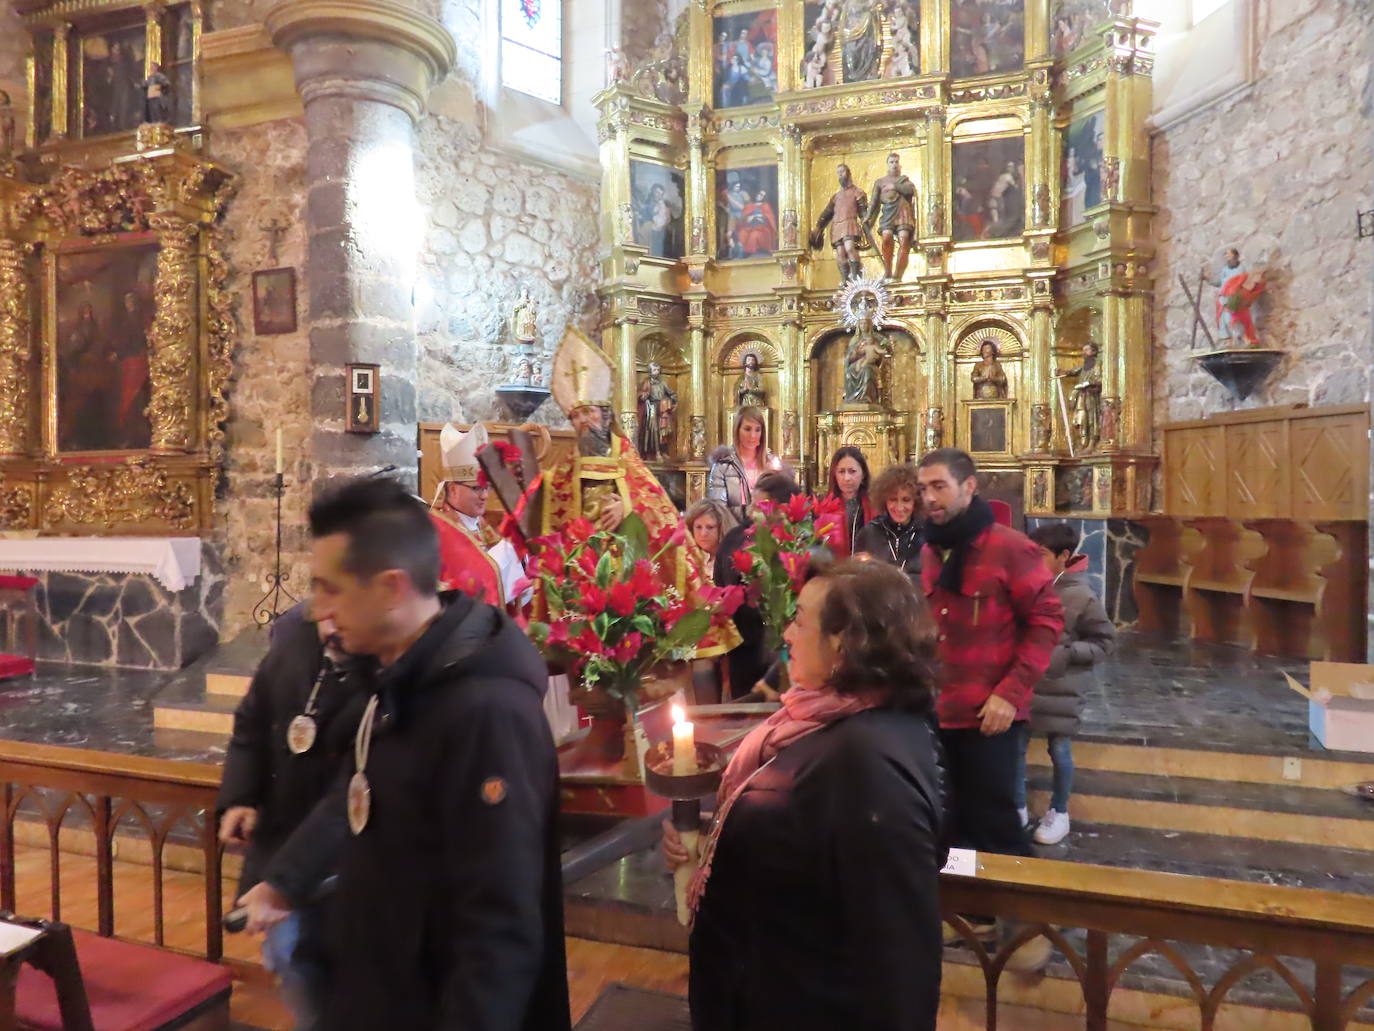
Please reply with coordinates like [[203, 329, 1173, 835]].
[[736, 191, 777, 257]]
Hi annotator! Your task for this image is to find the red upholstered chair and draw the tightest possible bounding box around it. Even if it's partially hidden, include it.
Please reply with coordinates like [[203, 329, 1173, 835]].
[[0, 574, 38, 679], [989, 499, 1012, 527], [15, 927, 232, 1031]]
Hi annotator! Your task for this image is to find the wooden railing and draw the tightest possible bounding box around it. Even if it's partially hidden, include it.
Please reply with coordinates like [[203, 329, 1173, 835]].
[[0, 740, 225, 962], [943, 852, 1374, 1030]]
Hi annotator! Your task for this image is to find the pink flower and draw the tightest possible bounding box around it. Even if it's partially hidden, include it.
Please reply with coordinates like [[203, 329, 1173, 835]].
[[612, 631, 644, 664], [701, 584, 745, 617], [545, 621, 571, 646], [780, 550, 809, 588], [785, 493, 810, 523]]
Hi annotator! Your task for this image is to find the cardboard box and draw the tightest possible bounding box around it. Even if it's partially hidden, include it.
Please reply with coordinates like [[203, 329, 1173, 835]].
[[1283, 663, 1374, 753]]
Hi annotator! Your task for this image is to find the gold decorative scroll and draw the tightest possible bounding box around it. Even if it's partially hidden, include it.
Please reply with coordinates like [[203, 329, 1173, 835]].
[[0, 240, 33, 457], [0, 483, 33, 529], [45, 458, 195, 530], [147, 213, 199, 453]]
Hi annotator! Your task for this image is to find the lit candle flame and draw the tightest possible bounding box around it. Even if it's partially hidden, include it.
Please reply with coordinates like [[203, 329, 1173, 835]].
[[769, 455, 782, 470], [671, 704, 685, 725]]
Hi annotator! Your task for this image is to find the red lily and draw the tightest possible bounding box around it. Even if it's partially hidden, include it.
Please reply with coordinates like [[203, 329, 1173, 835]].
[[607, 581, 638, 617], [565, 517, 597, 544], [629, 560, 660, 598], [784, 492, 810, 523], [732, 550, 755, 576]]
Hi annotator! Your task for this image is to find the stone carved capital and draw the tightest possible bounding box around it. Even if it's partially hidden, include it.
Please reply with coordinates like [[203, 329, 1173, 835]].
[[266, 0, 457, 123]]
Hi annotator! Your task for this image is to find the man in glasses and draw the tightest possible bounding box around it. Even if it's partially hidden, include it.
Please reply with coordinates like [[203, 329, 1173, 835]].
[[432, 422, 524, 603]]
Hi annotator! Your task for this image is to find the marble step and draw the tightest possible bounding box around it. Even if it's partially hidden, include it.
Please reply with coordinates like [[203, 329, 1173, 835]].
[[1028, 764, 1374, 852], [148, 625, 273, 736]]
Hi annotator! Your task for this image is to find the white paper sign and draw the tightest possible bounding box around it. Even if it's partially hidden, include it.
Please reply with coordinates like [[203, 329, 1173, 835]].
[[941, 848, 978, 877], [0, 920, 42, 958]]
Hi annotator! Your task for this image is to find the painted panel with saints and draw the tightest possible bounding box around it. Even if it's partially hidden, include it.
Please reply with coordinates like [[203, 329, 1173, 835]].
[[1062, 110, 1105, 226], [1052, 0, 1113, 56], [713, 9, 778, 109], [630, 160, 685, 260], [951, 0, 1025, 78], [716, 166, 778, 261], [80, 23, 147, 137], [55, 242, 160, 452], [952, 137, 1025, 242]]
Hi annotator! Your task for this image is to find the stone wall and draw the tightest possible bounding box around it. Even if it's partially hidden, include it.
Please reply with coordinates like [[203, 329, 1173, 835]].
[[413, 112, 601, 426], [1151, 0, 1374, 424], [207, 116, 312, 635]]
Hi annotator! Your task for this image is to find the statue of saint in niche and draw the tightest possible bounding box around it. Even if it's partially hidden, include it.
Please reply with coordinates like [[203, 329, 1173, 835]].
[[735, 352, 766, 410], [840, 0, 881, 82], [511, 287, 538, 347], [865, 152, 917, 282], [970, 339, 1009, 399], [842, 309, 890, 405], [636, 361, 678, 461], [1059, 341, 1102, 452]]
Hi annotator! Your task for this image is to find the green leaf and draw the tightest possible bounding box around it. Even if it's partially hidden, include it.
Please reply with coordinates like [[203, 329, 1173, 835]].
[[664, 608, 711, 650], [631, 614, 656, 637], [595, 550, 614, 589], [620, 512, 650, 563], [593, 611, 611, 639]]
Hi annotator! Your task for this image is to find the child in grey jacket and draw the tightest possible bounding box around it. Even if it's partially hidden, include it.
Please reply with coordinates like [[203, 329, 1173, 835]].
[[1018, 523, 1117, 845]]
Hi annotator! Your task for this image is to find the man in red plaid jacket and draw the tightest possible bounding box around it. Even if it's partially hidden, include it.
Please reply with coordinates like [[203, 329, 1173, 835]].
[[918, 449, 1063, 872]]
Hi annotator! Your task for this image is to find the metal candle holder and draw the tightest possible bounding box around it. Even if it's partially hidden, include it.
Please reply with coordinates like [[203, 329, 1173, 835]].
[[251, 472, 298, 626], [644, 739, 726, 927]]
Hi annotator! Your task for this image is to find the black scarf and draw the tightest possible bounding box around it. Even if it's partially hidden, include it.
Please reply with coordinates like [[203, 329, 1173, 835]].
[[923, 495, 995, 593]]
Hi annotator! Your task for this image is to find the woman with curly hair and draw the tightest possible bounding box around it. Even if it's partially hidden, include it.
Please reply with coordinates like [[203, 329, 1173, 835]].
[[853, 461, 924, 580], [664, 559, 947, 1030]]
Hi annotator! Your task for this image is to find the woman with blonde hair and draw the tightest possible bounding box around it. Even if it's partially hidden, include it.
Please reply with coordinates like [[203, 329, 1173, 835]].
[[707, 406, 784, 525]]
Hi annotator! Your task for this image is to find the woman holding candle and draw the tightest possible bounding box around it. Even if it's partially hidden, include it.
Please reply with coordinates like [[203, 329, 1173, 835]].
[[664, 559, 947, 1030], [852, 462, 924, 580], [707, 406, 786, 525], [824, 445, 874, 557]]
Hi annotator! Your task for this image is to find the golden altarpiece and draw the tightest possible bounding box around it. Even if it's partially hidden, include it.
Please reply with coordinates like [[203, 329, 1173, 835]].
[[596, 0, 1156, 520], [0, 0, 233, 536]]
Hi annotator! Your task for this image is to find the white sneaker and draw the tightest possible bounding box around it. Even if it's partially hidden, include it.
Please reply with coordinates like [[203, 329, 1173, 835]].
[[1017, 806, 1029, 829], [1034, 809, 1071, 845]]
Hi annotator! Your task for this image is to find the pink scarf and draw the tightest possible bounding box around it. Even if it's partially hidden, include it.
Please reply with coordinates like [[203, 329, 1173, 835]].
[[686, 685, 878, 915]]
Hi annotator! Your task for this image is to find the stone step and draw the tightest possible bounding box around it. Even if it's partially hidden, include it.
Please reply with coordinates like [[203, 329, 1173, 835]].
[[149, 624, 274, 738], [151, 694, 236, 736], [1027, 764, 1374, 852]]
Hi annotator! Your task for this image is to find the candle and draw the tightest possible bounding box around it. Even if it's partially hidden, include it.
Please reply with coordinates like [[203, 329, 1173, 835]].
[[275, 428, 283, 475], [769, 455, 782, 470], [671, 704, 697, 776]]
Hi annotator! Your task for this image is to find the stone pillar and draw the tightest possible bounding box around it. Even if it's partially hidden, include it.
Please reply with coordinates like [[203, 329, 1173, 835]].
[[266, 0, 454, 485], [147, 214, 199, 453], [0, 239, 32, 458]]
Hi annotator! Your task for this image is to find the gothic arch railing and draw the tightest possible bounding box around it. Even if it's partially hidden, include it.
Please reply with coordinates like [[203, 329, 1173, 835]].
[[0, 739, 225, 962], [941, 852, 1374, 1030]]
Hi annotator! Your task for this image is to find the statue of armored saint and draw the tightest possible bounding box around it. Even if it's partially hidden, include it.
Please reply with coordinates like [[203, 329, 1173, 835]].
[[809, 163, 870, 282], [865, 152, 917, 281]]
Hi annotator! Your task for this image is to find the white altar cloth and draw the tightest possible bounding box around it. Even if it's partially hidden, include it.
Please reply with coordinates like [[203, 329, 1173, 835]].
[[0, 536, 202, 592]]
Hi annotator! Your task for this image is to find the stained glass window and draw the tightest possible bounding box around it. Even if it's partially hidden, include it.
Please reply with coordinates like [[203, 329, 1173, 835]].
[[501, 0, 562, 105]]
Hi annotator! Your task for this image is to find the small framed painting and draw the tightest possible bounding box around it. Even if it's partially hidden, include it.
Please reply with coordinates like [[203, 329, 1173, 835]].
[[252, 267, 297, 335], [346, 362, 380, 434]]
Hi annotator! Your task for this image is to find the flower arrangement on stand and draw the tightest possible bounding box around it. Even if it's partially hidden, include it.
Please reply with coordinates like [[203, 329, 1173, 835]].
[[730, 493, 844, 691], [525, 512, 743, 774]]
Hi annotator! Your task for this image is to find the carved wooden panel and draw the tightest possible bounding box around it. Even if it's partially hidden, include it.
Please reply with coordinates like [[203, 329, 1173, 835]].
[[1162, 405, 1369, 521]]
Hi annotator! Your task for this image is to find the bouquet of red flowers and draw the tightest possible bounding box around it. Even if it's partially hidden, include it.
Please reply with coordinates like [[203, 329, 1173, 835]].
[[731, 493, 844, 658], [526, 512, 743, 712]]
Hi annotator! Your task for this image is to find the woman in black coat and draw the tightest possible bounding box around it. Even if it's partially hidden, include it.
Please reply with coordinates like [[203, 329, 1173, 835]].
[[852, 461, 924, 580], [664, 559, 947, 1031]]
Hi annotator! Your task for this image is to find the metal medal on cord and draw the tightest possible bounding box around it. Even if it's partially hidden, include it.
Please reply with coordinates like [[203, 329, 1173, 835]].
[[286, 664, 328, 755], [348, 694, 380, 835]]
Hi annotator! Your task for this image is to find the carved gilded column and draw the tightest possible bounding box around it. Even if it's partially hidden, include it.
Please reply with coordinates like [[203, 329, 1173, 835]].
[[51, 24, 70, 140], [688, 323, 707, 459], [0, 240, 33, 458], [616, 314, 638, 440], [147, 214, 199, 453], [923, 109, 948, 246], [144, 3, 164, 77]]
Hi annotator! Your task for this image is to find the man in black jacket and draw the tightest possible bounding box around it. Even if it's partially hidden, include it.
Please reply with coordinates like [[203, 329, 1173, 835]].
[[217, 602, 366, 1029], [267, 475, 570, 1031]]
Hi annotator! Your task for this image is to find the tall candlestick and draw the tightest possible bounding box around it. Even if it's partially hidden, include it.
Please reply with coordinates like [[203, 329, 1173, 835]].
[[671, 704, 697, 776], [275, 428, 283, 475]]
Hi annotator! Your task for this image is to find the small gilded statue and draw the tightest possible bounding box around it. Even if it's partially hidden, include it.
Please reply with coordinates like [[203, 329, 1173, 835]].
[[735, 352, 766, 410], [1059, 341, 1102, 452], [511, 287, 538, 348], [842, 309, 890, 405], [139, 62, 173, 124], [970, 339, 1009, 399], [636, 361, 678, 461]]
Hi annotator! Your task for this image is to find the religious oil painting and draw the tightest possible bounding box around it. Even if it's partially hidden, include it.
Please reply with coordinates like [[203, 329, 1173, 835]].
[[80, 23, 147, 137], [253, 268, 297, 335], [716, 166, 779, 261], [950, 0, 1025, 78], [1062, 110, 1105, 227], [952, 137, 1026, 242], [630, 160, 686, 260], [55, 242, 159, 453], [713, 9, 778, 109], [969, 406, 1009, 454], [1052, 0, 1112, 56], [800, 1, 838, 87]]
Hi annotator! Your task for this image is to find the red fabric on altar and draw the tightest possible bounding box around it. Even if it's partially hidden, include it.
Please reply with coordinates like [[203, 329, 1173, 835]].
[[0, 654, 34, 678], [15, 928, 231, 1030], [0, 574, 38, 592]]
